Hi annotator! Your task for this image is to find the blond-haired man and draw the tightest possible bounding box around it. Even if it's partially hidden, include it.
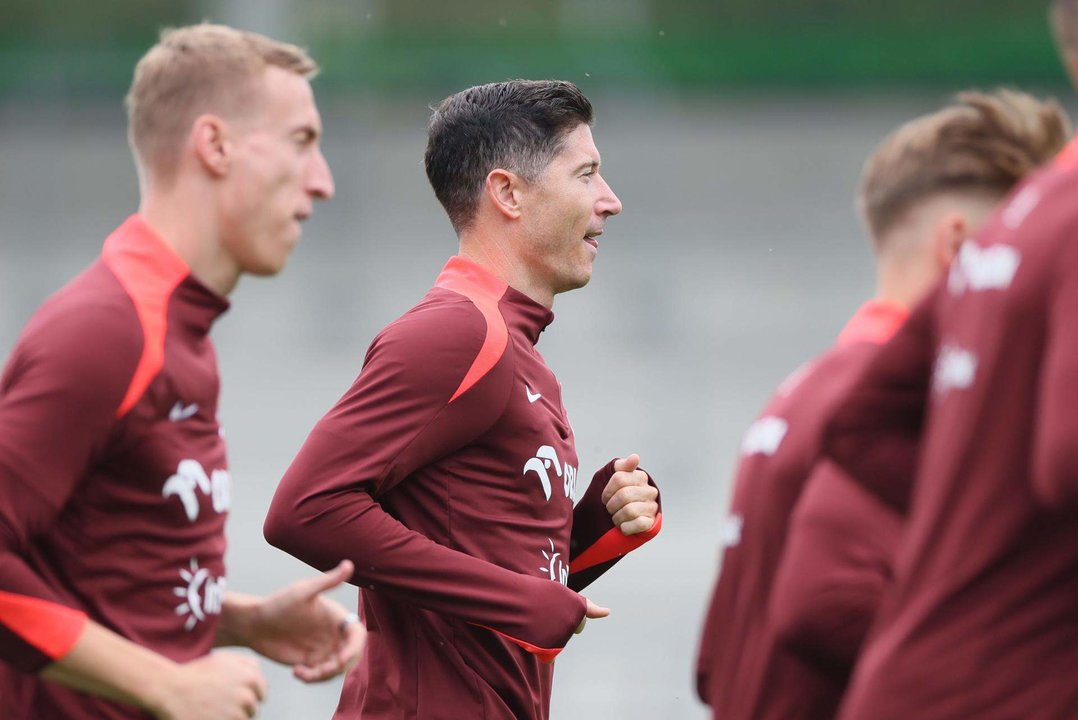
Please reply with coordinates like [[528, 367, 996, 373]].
[[0, 24, 362, 720], [809, 0, 1078, 713], [696, 88, 1068, 720]]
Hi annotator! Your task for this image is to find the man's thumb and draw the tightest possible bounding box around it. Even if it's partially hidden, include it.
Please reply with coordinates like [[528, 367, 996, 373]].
[[613, 453, 640, 473]]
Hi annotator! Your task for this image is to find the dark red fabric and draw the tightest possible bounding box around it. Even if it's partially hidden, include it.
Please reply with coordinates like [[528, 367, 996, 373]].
[[825, 151, 1078, 719], [696, 301, 904, 720], [0, 216, 231, 719], [266, 257, 657, 720], [769, 460, 902, 678]]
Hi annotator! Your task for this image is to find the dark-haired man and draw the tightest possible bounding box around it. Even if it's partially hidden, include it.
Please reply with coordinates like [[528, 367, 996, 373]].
[[265, 80, 662, 719]]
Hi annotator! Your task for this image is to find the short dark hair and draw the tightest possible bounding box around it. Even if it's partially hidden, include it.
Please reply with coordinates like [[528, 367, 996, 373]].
[[424, 80, 594, 232]]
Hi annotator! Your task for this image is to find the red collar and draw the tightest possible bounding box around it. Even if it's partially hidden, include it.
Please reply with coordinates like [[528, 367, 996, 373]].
[[435, 256, 509, 302], [836, 299, 909, 347], [103, 214, 191, 280]]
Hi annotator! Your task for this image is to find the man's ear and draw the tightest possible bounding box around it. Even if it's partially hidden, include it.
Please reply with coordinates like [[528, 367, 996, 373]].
[[485, 168, 524, 220], [191, 114, 231, 177], [933, 210, 967, 269]]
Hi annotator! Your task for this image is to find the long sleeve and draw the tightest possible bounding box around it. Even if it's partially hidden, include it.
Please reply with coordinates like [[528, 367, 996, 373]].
[[822, 289, 938, 513], [264, 301, 586, 657], [0, 297, 142, 671], [567, 459, 662, 592], [1032, 228, 1078, 511], [769, 460, 901, 674]]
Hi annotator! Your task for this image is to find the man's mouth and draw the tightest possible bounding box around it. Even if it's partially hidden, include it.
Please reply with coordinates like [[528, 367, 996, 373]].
[[584, 230, 602, 249]]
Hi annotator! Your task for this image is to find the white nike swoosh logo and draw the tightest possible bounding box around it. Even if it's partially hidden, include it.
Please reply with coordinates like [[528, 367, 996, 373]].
[[525, 385, 542, 404], [169, 401, 199, 422]]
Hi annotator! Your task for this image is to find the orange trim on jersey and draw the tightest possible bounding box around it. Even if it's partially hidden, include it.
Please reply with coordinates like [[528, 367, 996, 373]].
[[569, 512, 663, 575], [0, 590, 87, 661], [102, 215, 191, 418], [1054, 135, 1078, 171], [472, 623, 563, 664], [435, 257, 510, 403], [835, 299, 909, 348]]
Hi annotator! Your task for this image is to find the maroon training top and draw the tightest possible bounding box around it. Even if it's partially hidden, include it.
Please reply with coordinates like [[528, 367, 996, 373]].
[[695, 300, 906, 720], [264, 256, 661, 720], [0, 216, 231, 719], [824, 138, 1078, 720], [768, 458, 902, 682]]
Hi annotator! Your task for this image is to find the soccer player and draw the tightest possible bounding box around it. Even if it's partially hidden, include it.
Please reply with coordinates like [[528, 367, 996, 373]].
[[264, 79, 662, 720], [814, 2, 1078, 716], [694, 89, 1068, 719], [0, 24, 364, 720], [768, 90, 1068, 694]]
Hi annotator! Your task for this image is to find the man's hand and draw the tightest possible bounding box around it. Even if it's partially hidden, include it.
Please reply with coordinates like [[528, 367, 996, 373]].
[[40, 619, 267, 720], [574, 597, 611, 634], [219, 560, 366, 683], [600, 454, 659, 535], [152, 652, 266, 720]]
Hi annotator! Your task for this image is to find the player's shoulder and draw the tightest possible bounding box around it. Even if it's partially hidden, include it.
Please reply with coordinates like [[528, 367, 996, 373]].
[[15, 260, 143, 376], [366, 285, 514, 379], [774, 342, 864, 396], [994, 160, 1078, 242]]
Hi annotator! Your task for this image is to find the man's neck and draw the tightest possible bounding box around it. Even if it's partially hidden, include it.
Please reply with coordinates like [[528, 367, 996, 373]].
[[457, 231, 554, 308], [139, 190, 240, 297]]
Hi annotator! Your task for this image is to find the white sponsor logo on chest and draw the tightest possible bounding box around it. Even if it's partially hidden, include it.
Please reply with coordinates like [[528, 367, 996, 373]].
[[523, 445, 578, 502], [740, 416, 789, 457], [173, 558, 226, 631], [948, 243, 1021, 296], [539, 538, 569, 585], [720, 514, 744, 549], [162, 459, 231, 522], [933, 344, 978, 395]]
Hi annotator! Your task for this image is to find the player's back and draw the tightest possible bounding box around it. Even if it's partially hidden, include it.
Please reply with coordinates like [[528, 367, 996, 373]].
[[840, 145, 1078, 720], [698, 315, 902, 720]]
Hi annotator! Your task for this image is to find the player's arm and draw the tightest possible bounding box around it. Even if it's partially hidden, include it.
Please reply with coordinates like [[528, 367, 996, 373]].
[[567, 454, 662, 592], [0, 301, 267, 718], [1032, 220, 1078, 511], [0, 300, 141, 672], [265, 305, 588, 659], [822, 288, 938, 513], [40, 620, 267, 720], [768, 460, 901, 673]]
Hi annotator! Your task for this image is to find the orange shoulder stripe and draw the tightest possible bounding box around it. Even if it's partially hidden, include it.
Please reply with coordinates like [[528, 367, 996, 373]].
[[101, 216, 190, 418], [435, 257, 510, 403]]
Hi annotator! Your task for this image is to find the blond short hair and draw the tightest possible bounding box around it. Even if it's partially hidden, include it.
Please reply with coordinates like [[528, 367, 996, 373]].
[[859, 89, 1070, 244], [125, 23, 318, 179]]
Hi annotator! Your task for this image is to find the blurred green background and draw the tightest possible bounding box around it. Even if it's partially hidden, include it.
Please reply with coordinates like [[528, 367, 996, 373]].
[[0, 0, 1067, 99]]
